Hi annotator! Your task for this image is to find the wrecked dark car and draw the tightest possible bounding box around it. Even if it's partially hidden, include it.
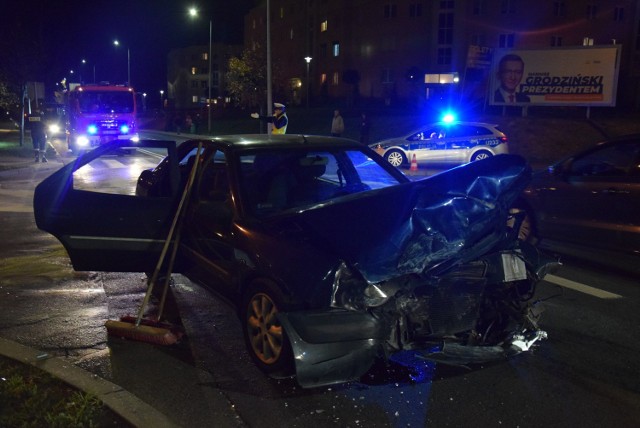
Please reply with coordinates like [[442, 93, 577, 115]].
[[33, 136, 558, 388]]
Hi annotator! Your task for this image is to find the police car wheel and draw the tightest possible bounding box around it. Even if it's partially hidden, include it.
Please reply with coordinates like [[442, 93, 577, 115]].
[[471, 150, 492, 162], [385, 150, 406, 167]]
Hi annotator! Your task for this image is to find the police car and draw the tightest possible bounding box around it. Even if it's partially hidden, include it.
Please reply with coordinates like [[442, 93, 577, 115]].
[[371, 119, 509, 168]]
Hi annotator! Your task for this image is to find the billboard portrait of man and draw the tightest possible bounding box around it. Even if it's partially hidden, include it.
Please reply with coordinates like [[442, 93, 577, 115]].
[[494, 53, 530, 104]]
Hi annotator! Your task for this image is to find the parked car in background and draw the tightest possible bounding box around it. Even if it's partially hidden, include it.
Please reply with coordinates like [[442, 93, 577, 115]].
[[34, 136, 557, 388], [514, 134, 640, 268], [371, 121, 509, 168]]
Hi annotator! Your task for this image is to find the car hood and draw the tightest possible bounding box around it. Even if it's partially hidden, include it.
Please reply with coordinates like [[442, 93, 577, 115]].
[[285, 154, 530, 283]]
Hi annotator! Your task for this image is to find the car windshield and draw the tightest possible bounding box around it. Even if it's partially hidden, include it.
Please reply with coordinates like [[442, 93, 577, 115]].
[[238, 148, 404, 217], [76, 91, 135, 114]]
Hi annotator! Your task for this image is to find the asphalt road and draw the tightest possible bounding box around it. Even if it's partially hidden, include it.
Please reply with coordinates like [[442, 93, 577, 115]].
[[0, 135, 638, 427]]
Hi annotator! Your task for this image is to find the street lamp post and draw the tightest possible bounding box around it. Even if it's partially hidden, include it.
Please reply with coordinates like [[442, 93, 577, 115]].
[[113, 40, 131, 87], [160, 90, 164, 109], [304, 56, 312, 109], [189, 7, 213, 134]]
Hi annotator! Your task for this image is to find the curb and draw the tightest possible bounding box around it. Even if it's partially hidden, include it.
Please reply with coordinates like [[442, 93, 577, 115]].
[[0, 337, 179, 428]]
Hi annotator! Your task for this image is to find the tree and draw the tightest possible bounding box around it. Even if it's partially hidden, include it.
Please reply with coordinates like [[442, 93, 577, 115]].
[[226, 47, 286, 109]]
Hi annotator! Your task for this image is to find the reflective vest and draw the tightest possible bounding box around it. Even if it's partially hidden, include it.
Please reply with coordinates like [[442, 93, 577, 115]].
[[272, 113, 288, 134]]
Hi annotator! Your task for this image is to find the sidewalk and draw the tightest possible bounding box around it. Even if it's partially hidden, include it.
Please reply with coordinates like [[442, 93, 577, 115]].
[[0, 134, 244, 427]]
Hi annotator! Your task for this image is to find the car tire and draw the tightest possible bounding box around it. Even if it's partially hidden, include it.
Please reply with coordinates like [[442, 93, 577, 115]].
[[471, 150, 492, 162], [241, 279, 295, 378], [385, 149, 407, 167]]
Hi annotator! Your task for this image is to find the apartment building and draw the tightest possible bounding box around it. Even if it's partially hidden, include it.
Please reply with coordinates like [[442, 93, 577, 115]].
[[167, 43, 242, 110], [244, 0, 640, 109]]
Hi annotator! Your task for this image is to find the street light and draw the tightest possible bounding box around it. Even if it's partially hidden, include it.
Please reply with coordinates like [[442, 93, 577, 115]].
[[188, 7, 213, 134], [160, 90, 164, 108], [304, 56, 312, 109], [113, 40, 131, 87]]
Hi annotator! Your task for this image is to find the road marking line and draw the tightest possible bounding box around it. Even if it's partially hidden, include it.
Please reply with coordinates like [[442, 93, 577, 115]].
[[545, 274, 623, 299]]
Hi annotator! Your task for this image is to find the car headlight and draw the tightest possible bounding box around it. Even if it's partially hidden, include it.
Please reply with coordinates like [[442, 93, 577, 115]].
[[331, 262, 394, 310], [48, 124, 60, 134], [76, 136, 90, 147]]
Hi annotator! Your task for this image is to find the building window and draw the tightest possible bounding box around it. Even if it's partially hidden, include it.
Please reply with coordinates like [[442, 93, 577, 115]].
[[499, 33, 515, 48], [279, 7, 284, 18], [191, 80, 199, 88], [472, 0, 486, 15], [191, 67, 198, 75], [587, 4, 598, 20], [440, 0, 454, 9], [201, 81, 207, 88], [409, 3, 423, 17], [320, 43, 328, 58], [381, 68, 393, 83], [321, 73, 327, 84], [192, 95, 199, 103], [332, 42, 340, 57], [553, 1, 566, 17], [290, 28, 294, 39], [320, 20, 328, 32], [332, 72, 339, 85], [437, 47, 452, 65], [500, 0, 516, 14], [438, 12, 454, 44], [614, 7, 624, 21], [202, 52, 208, 61], [551, 35, 563, 46], [384, 4, 397, 18]]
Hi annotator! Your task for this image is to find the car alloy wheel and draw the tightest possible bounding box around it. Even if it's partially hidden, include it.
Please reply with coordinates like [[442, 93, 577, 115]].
[[471, 150, 492, 162], [242, 280, 294, 377], [385, 149, 406, 167]]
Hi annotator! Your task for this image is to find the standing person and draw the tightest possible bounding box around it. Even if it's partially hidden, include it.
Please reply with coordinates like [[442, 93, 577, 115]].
[[251, 103, 288, 134], [359, 112, 371, 145], [27, 108, 48, 163], [494, 53, 530, 104], [331, 109, 344, 137]]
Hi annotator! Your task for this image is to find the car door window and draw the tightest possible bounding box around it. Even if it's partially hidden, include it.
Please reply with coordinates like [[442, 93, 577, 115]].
[[72, 145, 169, 195], [570, 141, 640, 178]]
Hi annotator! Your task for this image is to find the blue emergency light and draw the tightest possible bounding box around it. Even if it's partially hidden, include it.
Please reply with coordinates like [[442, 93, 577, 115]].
[[87, 124, 98, 135], [441, 113, 456, 123], [119, 124, 130, 134]]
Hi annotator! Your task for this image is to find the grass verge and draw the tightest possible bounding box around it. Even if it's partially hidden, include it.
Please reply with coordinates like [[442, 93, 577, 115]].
[[0, 355, 130, 427]]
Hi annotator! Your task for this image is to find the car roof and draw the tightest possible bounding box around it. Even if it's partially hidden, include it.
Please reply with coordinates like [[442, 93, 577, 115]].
[[199, 134, 368, 151]]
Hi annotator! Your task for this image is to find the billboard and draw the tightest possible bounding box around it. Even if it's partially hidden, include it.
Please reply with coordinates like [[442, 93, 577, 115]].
[[490, 46, 621, 107]]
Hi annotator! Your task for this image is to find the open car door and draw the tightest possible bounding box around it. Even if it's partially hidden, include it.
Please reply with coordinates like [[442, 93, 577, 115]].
[[34, 139, 181, 272]]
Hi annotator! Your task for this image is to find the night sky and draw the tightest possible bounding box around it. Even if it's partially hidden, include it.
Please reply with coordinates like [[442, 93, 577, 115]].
[[2, 0, 254, 100]]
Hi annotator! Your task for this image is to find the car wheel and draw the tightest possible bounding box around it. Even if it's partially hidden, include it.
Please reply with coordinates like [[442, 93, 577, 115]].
[[242, 279, 294, 377], [385, 149, 407, 167], [471, 150, 492, 162]]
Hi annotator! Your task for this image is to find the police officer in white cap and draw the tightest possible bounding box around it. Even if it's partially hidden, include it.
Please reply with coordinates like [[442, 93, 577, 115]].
[[251, 103, 288, 134]]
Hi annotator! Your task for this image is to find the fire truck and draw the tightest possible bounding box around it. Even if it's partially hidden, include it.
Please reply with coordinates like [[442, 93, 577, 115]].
[[67, 84, 139, 153]]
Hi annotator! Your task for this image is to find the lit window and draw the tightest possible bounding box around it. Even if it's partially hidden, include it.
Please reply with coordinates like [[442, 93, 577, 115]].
[[333, 42, 340, 57], [332, 72, 339, 85], [321, 20, 328, 32], [192, 96, 199, 103], [202, 52, 208, 61], [280, 7, 284, 18], [290, 28, 294, 39], [191, 67, 197, 75], [321, 73, 327, 84]]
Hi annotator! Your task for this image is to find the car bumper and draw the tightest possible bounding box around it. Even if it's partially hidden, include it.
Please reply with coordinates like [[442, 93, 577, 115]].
[[278, 309, 389, 388]]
